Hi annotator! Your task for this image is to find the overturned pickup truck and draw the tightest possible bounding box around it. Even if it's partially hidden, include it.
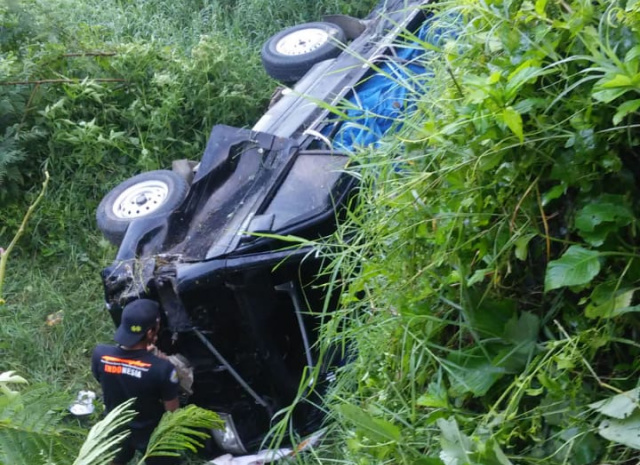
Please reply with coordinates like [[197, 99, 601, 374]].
[[96, 0, 429, 454]]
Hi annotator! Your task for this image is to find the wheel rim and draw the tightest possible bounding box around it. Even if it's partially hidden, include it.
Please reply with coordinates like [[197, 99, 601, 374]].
[[111, 180, 170, 219], [275, 28, 331, 56]]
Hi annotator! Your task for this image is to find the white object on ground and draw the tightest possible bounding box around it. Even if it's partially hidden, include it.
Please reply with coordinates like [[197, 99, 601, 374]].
[[69, 390, 96, 416], [208, 429, 324, 465]]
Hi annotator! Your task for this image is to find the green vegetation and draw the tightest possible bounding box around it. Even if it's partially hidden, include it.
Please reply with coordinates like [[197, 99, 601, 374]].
[[4, 0, 640, 463], [0, 376, 223, 464], [307, 0, 640, 463], [0, 371, 84, 464], [72, 401, 223, 465]]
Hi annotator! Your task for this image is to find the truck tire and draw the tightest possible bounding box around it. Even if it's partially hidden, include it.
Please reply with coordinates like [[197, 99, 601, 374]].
[[96, 170, 189, 245], [261, 22, 346, 83]]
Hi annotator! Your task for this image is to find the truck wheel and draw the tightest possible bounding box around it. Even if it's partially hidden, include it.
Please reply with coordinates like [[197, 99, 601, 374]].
[[261, 22, 346, 83], [96, 170, 189, 245]]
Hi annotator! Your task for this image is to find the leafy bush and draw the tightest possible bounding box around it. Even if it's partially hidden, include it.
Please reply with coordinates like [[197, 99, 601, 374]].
[[312, 0, 640, 463], [1, 33, 268, 255]]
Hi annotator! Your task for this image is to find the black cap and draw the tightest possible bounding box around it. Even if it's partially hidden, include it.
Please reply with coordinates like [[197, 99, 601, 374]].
[[114, 299, 160, 347]]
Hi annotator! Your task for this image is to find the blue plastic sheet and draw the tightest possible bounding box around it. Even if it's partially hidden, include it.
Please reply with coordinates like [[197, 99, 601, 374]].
[[328, 17, 455, 152]]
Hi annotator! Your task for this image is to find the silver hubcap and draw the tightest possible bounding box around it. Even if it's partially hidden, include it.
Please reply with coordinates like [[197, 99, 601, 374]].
[[112, 180, 169, 219], [276, 28, 331, 56]]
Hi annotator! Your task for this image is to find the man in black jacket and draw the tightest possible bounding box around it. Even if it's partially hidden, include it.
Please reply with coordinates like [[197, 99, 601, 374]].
[[92, 299, 180, 465]]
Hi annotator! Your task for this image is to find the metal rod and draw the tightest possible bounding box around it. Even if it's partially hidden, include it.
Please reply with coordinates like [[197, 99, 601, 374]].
[[192, 329, 271, 412], [275, 281, 314, 372]]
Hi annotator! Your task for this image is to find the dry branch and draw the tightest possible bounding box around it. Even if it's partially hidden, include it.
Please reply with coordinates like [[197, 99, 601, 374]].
[[0, 171, 50, 305]]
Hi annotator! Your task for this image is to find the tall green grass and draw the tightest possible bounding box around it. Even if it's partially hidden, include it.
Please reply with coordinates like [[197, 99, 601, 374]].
[[0, 259, 112, 388]]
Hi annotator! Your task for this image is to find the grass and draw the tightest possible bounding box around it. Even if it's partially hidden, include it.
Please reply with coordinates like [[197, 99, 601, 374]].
[[12, 0, 378, 53], [0, 258, 112, 389]]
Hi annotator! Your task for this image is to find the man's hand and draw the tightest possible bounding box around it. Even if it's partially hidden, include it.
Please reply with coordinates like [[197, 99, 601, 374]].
[[147, 344, 169, 360]]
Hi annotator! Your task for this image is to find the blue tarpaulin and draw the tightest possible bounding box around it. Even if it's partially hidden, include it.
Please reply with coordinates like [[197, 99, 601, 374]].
[[328, 17, 455, 152]]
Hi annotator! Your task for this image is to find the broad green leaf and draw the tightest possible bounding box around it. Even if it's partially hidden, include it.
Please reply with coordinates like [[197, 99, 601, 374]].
[[575, 197, 633, 246], [600, 74, 633, 88], [574, 433, 603, 465], [438, 417, 473, 465], [576, 223, 618, 247], [505, 63, 539, 93], [575, 198, 632, 233], [613, 99, 640, 125], [625, 45, 640, 62], [488, 71, 502, 84], [592, 85, 629, 103], [496, 316, 540, 373], [464, 295, 517, 338], [337, 404, 401, 443], [503, 107, 524, 142], [598, 410, 640, 449], [494, 344, 536, 373], [535, 0, 548, 16], [542, 184, 566, 206], [544, 246, 601, 292], [504, 312, 540, 344], [446, 351, 506, 397], [425, 410, 449, 426], [417, 379, 450, 409], [514, 234, 536, 261], [589, 388, 640, 419], [471, 438, 514, 465], [585, 288, 636, 319], [608, 305, 640, 317], [558, 429, 603, 465], [506, 63, 554, 100], [513, 97, 545, 114], [468, 268, 491, 286]]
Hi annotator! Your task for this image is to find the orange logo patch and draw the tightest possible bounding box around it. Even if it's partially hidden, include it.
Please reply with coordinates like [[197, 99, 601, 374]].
[[101, 356, 152, 368]]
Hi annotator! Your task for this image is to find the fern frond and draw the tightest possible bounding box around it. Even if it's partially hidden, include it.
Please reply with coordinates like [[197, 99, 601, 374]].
[[141, 406, 223, 461], [72, 398, 136, 465], [0, 425, 72, 465], [0, 376, 82, 465]]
